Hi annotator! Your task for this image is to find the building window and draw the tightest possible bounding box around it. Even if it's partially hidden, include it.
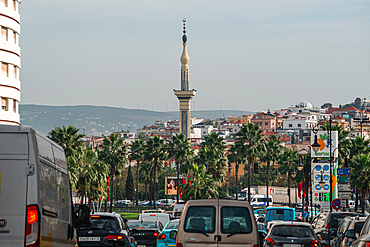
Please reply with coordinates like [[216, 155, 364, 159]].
[[2, 63, 8, 77], [265, 122, 268, 126], [289, 124, 293, 127], [13, 100, 16, 113], [1, 0, 8, 8], [13, 0, 16, 11], [13, 66, 17, 79], [1, 27, 8, 41], [1, 98, 8, 111], [298, 124, 301, 127]]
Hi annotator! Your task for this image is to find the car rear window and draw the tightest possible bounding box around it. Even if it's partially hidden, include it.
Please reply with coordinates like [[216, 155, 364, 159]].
[[90, 217, 118, 231], [330, 215, 357, 228], [267, 209, 294, 221], [166, 221, 179, 229], [127, 222, 157, 229], [355, 222, 365, 234], [221, 206, 253, 234], [184, 206, 216, 233], [271, 225, 313, 237]]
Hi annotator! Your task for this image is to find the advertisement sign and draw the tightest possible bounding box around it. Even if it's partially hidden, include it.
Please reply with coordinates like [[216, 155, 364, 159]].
[[165, 177, 183, 195], [311, 131, 338, 158]]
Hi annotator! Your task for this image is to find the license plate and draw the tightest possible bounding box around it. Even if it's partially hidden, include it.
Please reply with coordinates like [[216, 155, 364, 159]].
[[284, 245, 301, 247], [79, 237, 100, 241], [137, 245, 146, 247]]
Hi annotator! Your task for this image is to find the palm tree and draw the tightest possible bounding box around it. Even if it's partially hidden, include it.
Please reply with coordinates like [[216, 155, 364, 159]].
[[129, 139, 145, 206], [98, 133, 128, 212], [181, 164, 218, 200], [196, 133, 227, 183], [278, 149, 299, 206], [68, 146, 108, 205], [167, 133, 193, 203], [351, 154, 370, 213], [235, 123, 265, 202], [227, 140, 247, 199], [144, 136, 166, 208], [48, 125, 84, 158], [261, 134, 282, 206]]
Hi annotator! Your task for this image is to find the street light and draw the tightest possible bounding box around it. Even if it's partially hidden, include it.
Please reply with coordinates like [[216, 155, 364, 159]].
[[297, 149, 310, 222], [311, 127, 321, 154]]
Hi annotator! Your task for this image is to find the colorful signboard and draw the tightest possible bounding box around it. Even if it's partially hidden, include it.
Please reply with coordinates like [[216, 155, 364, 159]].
[[165, 177, 183, 195], [311, 131, 338, 158]]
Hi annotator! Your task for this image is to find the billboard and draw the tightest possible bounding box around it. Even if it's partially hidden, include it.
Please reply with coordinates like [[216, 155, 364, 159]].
[[310, 131, 338, 158], [165, 177, 184, 195]]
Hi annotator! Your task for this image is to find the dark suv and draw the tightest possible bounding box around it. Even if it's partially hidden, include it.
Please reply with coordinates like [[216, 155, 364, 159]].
[[77, 212, 134, 247], [311, 213, 365, 247]]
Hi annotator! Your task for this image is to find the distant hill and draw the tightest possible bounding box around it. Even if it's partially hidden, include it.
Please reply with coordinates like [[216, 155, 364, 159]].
[[19, 104, 253, 136]]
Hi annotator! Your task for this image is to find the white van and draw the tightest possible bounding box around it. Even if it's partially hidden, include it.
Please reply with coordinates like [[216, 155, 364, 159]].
[[0, 125, 90, 247], [250, 195, 273, 206], [172, 202, 186, 219]]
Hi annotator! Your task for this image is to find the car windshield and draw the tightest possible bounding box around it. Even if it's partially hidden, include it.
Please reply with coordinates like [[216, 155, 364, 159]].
[[127, 222, 157, 229], [271, 225, 313, 237], [184, 206, 216, 233], [166, 221, 179, 229], [89, 217, 118, 231]]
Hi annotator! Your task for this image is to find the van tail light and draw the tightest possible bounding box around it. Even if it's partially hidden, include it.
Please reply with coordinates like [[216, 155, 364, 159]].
[[176, 244, 183, 247], [153, 232, 159, 237], [266, 237, 275, 246], [158, 234, 166, 239], [254, 245, 259, 247], [25, 205, 40, 247], [107, 235, 124, 241], [311, 239, 319, 247]]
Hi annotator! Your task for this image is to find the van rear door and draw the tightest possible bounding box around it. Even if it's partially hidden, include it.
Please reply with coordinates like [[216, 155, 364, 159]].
[[0, 133, 29, 246], [217, 200, 258, 247]]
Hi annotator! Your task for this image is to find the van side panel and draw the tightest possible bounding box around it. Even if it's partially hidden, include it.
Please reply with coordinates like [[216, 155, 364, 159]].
[[0, 133, 29, 247]]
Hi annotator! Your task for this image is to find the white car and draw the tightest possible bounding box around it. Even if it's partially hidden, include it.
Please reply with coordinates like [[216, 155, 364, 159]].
[[137, 213, 171, 226]]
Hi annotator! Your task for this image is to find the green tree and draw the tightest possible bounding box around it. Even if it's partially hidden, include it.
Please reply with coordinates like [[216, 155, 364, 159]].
[[227, 140, 247, 199], [351, 154, 370, 213], [48, 125, 84, 159], [144, 136, 166, 208], [167, 133, 193, 203], [125, 165, 135, 201], [129, 139, 145, 206], [181, 164, 218, 200], [260, 134, 282, 206], [235, 123, 265, 201], [98, 133, 128, 212]]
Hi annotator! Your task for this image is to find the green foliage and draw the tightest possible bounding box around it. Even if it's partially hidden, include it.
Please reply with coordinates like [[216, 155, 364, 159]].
[[125, 165, 135, 200]]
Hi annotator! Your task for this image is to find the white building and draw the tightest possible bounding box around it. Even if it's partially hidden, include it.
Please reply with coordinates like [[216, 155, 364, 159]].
[[0, 0, 20, 125]]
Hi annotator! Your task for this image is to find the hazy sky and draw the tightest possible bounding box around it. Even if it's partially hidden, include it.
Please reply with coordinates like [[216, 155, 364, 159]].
[[20, 0, 370, 112]]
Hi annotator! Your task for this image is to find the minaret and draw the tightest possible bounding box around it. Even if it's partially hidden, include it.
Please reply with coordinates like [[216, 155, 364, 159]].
[[174, 19, 196, 139]]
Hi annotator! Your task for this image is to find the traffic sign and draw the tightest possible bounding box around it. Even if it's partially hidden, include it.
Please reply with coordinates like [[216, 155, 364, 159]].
[[332, 199, 341, 210], [338, 184, 351, 191], [338, 176, 351, 183], [303, 211, 308, 218], [338, 192, 351, 199], [337, 168, 350, 175]]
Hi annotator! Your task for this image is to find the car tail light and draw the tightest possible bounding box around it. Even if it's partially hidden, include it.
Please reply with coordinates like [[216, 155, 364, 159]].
[[91, 215, 100, 218], [25, 205, 40, 247], [153, 232, 159, 237], [325, 245, 330, 247], [107, 235, 124, 241], [158, 234, 166, 239], [365, 242, 370, 247], [325, 223, 330, 229], [176, 244, 183, 247], [266, 237, 275, 246], [311, 239, 319, 247]]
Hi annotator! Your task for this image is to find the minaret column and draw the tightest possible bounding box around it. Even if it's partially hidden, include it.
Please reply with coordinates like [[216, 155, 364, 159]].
[[174, 18, 196, 139]]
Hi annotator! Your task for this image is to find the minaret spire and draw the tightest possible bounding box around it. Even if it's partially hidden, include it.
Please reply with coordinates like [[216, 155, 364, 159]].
[[174, 18, 196, 139], [180, 18, 189, 90]]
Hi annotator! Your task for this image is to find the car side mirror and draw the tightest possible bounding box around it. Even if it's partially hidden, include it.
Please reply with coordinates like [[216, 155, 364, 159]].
[[76, 205, 91, 229], [170, 230, 177, 239], [123, 217, 128, 223], [345, 230, 355, 238]]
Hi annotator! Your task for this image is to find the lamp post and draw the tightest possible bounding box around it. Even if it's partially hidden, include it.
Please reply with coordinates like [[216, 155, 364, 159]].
[[290, 168, 297, 208], [297, 149, 310, 222]]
